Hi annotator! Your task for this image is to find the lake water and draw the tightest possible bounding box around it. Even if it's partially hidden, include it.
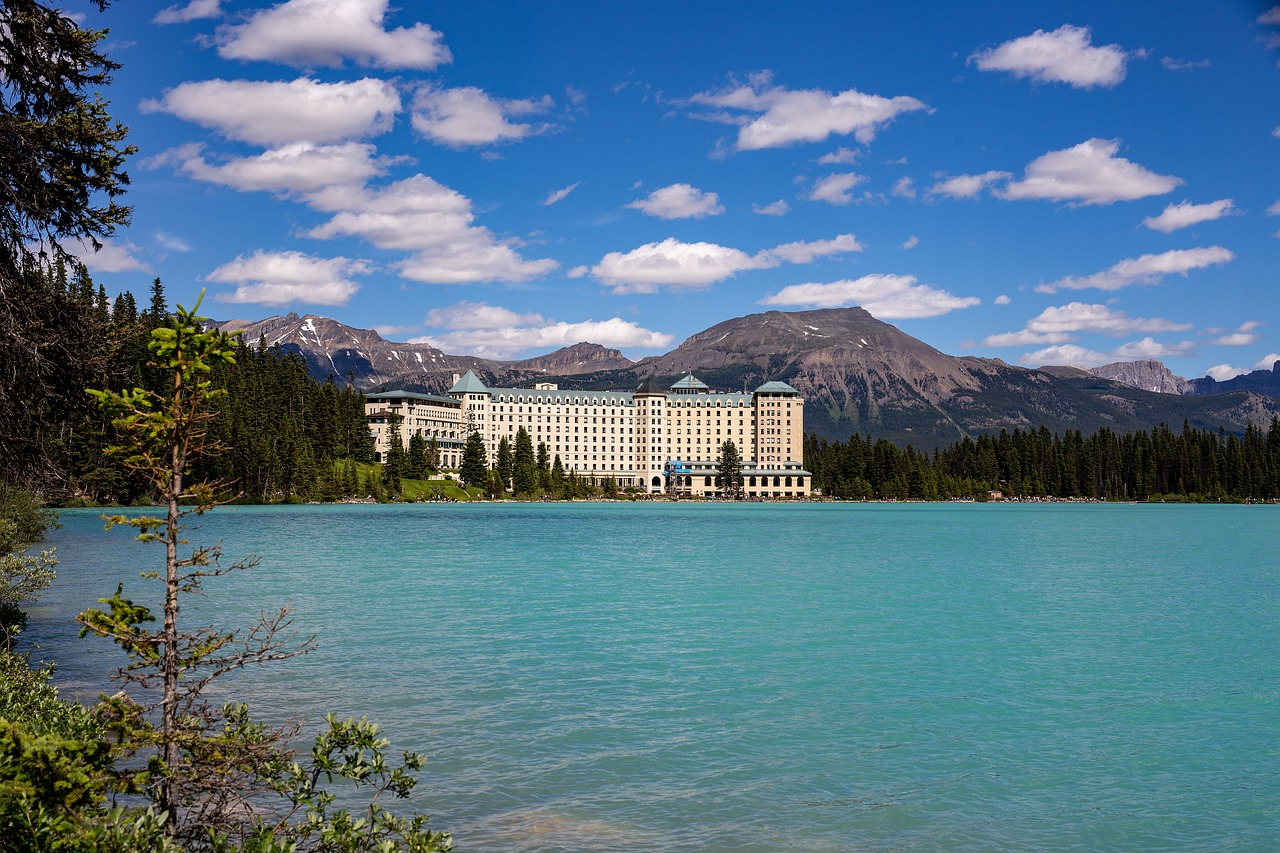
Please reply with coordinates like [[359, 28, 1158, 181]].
[[25, 502, 1280, 851]]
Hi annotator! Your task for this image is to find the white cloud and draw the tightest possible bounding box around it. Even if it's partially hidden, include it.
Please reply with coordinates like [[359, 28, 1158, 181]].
[[817, 147, 859, 164], [60, 239, 152, 274], [970, 24, 1128, 88], [807, 173, 866, 205], [1036, 246, 1234, 293], [1161, 57, 1210, 71], [154, 0, 221, 24], [1021, 337, 1195, 368], [902, 235, 919, 249], [425, 301, 544, 329], [141, 77, 400, 146], [415, 301, 672, 358], [983, 302, 1191, 347], [207, 250, 370, 305], [891, 176, 916, 199], [1267, 201, 1280, 216], [172, 141, 389, 195], [306, 175, 558, 284], [541, 182, 581, 206], [1142, 199, 1236, 233], [373, 324, 419, 337], [1000, 138, 1181, 205], [1260, 7, 1280, 24], [1255, 353, 1280, 369], [994, 294, 1011, 305], [928, 170, 1011, 199], [752, 199, 790, 216], [587, 234, 859, 294], [626, 183, 724, 219], [760, 273, 980, 318], [411, 86, 553, 147], [215, 0, 451, 69], [1211, 321, 1261, 346], [154, 232, 192, 252], [687, 70, 928, 150], [1204, 364, 1245, 381], [766, 234, 864, 263]]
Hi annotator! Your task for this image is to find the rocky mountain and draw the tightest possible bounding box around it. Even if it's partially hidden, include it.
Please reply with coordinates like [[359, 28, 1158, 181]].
[[209, 313, 635, 390], [1088, 360, 1191, 395], [213, 309, 1280, 448], [1187, 361, 1280, 397]]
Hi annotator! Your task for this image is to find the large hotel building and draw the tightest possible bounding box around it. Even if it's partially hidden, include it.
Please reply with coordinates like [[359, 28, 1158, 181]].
[[366, 371, 811, 498]]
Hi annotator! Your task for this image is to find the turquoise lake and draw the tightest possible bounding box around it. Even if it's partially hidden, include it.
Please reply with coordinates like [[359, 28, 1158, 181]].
[[26, 502, 1280, 851]]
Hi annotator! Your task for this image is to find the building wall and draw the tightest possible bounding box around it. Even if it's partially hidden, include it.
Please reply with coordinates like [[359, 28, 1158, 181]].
[[364, 377, 811, 496]]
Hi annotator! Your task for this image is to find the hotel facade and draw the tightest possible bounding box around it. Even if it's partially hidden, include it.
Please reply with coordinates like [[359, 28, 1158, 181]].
[[366, 371, 811, 498]]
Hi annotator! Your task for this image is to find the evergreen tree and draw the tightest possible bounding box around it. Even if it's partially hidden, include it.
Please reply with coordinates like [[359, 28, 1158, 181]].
[[513, 427, 538, 496], [408, 432, 428, 479], [459, 431, 488, 488], [495, 436, 514, 491], [717, 440, 744, 499]]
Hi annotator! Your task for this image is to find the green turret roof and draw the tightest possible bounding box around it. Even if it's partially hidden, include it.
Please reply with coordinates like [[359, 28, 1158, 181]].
[[448, 370, 490, 394], [754, 380, 798, 394], [670, 373, 709, 391]]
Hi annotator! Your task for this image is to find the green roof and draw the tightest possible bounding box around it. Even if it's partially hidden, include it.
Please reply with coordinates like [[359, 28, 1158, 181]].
[[448, 370, 490, 394], [754, 380, 799, 394], [670, 373, 709, 391], [366, 390, 459, 406]]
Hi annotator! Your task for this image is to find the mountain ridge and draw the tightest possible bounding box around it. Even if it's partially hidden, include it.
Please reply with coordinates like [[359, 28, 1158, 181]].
[[210, 309, 1280, 448]]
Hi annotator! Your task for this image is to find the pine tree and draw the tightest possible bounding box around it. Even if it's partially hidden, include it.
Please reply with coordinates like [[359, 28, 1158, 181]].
[[717, 440, 743, 499], [495, 436, 514, 492], [459, 432, 488, 489], [512, 427, 538, 496]]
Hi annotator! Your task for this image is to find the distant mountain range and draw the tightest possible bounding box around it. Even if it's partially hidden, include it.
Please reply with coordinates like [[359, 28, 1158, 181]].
[[212, 309, 1280, 448]]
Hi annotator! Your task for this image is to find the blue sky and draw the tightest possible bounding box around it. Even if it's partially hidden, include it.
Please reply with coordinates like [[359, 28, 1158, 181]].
[[66, 0, 1280, 380]]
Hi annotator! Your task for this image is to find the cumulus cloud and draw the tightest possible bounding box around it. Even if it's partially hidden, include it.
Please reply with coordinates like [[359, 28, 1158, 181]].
[[1036, 246, 1234, 293], [687, 70, 928, 150], [1204, 364, 1245, 381], [928, 170, 1011, 199], [970, 24, 1129, 88], [207, 250, 370, 305], [215, 0, 451, 69], [154, 0, 221, 24], [305, 175, 558, 284], [541, 182, 581, 206], [994, 294, 1011, 305], [767, 234, 864, 263], [1256, 353, 1280, 369], [982, 302, 1191, 347], [1210, 321, 1261, 346], [760, 273, 980, 318], [1000, 138, 1181, 205], [1267, 200, 1280, 216], [817, 147, 859, 164], [752, 199, 790, 216], [891, 176, 916, 199], [807, 173, 866, 205], [60, 239, 152, 274], [1021, 337, 1196, 368], [586, 234, 860, 294], [902, 235, 919, 249], [415, 301, 672, 358], [1142, 199, 1236, 233], [170, 141, 389, 196], [141, 77, 400, 146], [626, 183, 724, 219], [411, 86, 553, 147], [1260, 6, 1280, 25]]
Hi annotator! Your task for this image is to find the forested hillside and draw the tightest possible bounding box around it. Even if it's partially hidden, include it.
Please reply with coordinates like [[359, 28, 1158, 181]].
[[2, 261, 374, 504], [806, 421, 1280, 502]]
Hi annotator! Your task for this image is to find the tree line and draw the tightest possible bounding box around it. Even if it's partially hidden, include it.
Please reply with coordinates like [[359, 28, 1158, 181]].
[[4, 259, 376, 505], [805, 420, 1280, 502]]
